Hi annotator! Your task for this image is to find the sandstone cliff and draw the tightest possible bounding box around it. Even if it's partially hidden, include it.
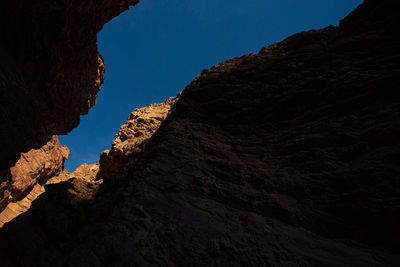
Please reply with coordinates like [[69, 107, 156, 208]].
[[0, 0, 138, 229], [0, 95, 179, 227], [0, 136, 69, 224], [0, 161, 101, 228], [99, 94, 180, 177], [0, 0, 138, 169], [0, 0, 399, 266]]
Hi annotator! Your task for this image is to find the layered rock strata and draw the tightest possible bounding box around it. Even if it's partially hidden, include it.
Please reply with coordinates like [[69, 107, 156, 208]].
[[0, 136, 69, 215], [0, 0, 139, 169], [0, 161, 100, 227], [0, 95, 178, 227], [1, 0, 400, 266]]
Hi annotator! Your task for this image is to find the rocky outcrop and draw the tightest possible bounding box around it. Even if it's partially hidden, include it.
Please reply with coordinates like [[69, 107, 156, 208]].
[[0, 94, 178, 227], [0, 0, 139, 170], [49, 162, 102, 205], [0, 136, 69, 215], [99, 94, 180, 177], [0, 0, 139, 225], [0, 168, 104, 267], [0, 161, 100, 227], [1, 0, 400, 266], [0, 183, 46, 228]]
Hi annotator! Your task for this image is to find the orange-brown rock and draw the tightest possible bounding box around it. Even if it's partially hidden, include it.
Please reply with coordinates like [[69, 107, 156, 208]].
[[0, 94, 178, 227], [0, 183, 46, 227], [0, 161, 100, 227], [0, 136, 69, 214], [99, 94, 180, 177], [0, 0, 138, 170], [53, 162, 102, 205], [0, 165, 104, 266], [0, 0, 400, 266]]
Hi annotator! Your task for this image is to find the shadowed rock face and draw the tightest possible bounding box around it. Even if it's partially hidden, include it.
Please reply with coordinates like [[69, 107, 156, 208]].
[[0, 0, 138, 169], [0, 0, 138, 231], [99, 94, 180, 177], [0, 136, 69, 219], [0, 0, 400, 266], [0, 95, 179, 228], [0, 161, 101, 228]]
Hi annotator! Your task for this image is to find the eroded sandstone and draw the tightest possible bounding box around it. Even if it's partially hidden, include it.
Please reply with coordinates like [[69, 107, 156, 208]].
[[0, 0, 139, 169], [0, 160, 101, 227], [0, 136, 69, 214], [0, 0, 399, 266], [0, 95, 179, 227], [99, 94, 180, 177]]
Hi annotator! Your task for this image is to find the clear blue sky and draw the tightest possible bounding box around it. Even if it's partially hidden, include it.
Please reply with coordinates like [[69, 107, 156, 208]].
[[60, 0, 363, 171]]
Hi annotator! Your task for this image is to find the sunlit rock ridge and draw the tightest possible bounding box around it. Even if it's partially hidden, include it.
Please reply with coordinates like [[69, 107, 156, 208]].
[[0, 0, 400, 266], [0, 94, 179, 228], [0, 0, 139, 228], [0, 0, 138, 169]]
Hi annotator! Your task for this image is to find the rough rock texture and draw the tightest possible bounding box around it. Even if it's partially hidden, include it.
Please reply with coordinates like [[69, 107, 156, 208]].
[[0, 162, 100, 227], [0, 136, 69, 214], [0, 167, 104, 267], [0, 0, 138, 169], [0, 94, 177, 227], [99, 94, 180, 177], [0, 183, 46, 227], [1, 0, 400, 266], [51, 162, 102, 205]]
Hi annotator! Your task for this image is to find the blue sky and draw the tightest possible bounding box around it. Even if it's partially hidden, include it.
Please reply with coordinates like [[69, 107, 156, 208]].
[[60, 0, 363, 171]]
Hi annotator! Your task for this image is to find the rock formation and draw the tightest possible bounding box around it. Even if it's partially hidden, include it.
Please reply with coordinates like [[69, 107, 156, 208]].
[[0, 0, 138, 169], [0, 95, 179, 228], [0, 0, 400, 266], [0, 136, 69, 221], [99, 94, 180, 177], [0, 160, 101, 228]]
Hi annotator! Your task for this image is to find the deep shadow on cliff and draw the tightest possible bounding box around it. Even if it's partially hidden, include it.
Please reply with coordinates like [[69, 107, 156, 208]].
[[1, 0, 400, 266], [0, 0, 138, 170]]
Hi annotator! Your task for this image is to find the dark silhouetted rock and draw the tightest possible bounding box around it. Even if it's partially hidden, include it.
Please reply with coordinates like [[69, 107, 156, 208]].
[[0, 0, 138, 169], [1, 0, 400, 266], [99, 94, 180, 177]]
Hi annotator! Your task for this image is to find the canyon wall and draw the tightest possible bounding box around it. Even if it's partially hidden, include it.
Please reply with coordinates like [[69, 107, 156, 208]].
[[0, 0, 138, 169], [0, 136, 69, 217], [0, 95, 179, 228], [0, 0, 399, 266], [99, 94, 180, 177], [0, 0, 138, 228]]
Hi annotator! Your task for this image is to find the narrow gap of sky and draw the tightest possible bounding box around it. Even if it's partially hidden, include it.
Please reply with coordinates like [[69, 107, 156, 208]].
[[60, 0, 363, 171]]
